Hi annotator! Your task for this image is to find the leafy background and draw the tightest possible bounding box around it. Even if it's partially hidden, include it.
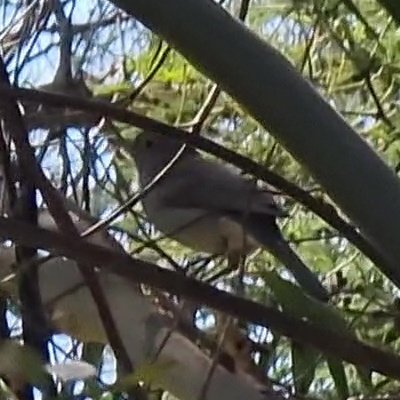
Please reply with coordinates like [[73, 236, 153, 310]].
[[1, 0, 400, 399]]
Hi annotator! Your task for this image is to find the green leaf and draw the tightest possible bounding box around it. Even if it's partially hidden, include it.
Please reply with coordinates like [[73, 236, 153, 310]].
[[327, 357, 349, 400], [0, 340, 49, 388], [262, 272, 360, 394], [291, 341, 319, 395], [356, 367, 373, 393], [261, 271, 349, 333]]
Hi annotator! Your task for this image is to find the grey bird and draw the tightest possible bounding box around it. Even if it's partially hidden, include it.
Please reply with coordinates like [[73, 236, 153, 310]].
[[126, 131, 329, 302]]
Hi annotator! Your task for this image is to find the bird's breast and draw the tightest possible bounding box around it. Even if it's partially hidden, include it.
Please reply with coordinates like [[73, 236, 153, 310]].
[[143, 200, 259, 256]]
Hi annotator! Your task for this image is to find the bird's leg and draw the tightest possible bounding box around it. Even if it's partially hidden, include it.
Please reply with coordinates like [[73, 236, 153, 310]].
[[206, 217, 255, 284], [220, 218, 252, 297], [227, 249, 243, 273], [227, 249, 246, 298], [219, 217, 251, 270]]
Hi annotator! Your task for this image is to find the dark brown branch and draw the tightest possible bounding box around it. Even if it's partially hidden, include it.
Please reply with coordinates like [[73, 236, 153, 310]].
[[0, 60, 139, 384], [0, 217, 399, 380], [0, 64, 54, 400]]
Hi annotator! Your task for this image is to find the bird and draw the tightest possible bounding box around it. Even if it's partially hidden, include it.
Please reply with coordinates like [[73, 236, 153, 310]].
[[125, 131, 329, 302]]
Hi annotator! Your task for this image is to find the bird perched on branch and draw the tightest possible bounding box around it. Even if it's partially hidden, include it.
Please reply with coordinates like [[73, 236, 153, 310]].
[[126, 131, 329, 302]]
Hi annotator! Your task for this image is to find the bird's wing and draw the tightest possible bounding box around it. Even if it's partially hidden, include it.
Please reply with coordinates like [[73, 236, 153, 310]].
[[160, 156, 286, 217]]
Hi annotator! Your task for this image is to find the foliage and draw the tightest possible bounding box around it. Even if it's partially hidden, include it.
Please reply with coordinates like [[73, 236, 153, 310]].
[[1, 0, 400, 399]]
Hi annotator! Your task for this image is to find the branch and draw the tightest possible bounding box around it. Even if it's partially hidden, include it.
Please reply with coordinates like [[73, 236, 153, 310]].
[[109, 0, 400, 287], [0, 58, 136, 379], [376, 0, 400, 25], [0, 209, 285, 400], [0, 84, 394, 287], [0, 217, 399, 379]]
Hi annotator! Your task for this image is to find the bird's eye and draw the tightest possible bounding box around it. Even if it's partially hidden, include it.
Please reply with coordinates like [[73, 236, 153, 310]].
[[144, 139, 153, 149]]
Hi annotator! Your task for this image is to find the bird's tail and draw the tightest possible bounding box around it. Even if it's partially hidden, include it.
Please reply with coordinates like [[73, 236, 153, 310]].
[[242, 214, 329, 302]]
